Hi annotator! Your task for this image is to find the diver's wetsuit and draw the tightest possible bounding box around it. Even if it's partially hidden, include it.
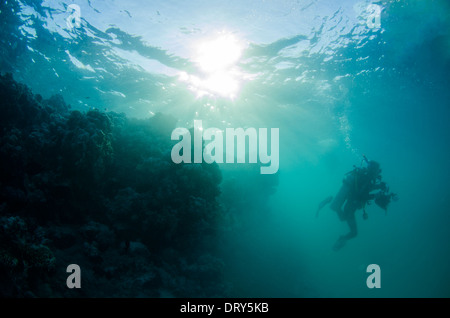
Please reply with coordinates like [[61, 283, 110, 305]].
[[330, 167, 382, 249]]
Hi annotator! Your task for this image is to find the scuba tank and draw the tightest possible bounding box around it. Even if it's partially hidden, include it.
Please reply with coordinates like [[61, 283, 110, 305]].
[[330, 155, 372, 215], [330, 165, 361, 214]]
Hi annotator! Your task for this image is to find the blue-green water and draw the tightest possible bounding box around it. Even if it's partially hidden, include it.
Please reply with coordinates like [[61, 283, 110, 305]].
[[1, 0, 450, 297]]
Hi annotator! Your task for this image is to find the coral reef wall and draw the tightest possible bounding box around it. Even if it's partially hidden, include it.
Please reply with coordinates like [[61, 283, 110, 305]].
[[0, 73, 228, 297]]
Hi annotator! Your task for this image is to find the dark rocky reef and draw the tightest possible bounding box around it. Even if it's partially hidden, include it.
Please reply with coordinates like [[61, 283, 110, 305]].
[[0, 73, 228, 297]]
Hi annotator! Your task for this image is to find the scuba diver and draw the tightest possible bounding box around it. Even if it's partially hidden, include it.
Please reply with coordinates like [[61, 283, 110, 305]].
[[316, 155, 398, 251]]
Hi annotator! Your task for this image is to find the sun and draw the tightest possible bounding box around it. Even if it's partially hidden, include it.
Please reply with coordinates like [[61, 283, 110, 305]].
[[195, 33, 243, 73], [180, 32, 245, 99]]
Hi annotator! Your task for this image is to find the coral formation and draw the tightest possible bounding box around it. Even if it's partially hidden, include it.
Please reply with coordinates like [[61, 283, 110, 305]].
[[0, 73, 233, 297]]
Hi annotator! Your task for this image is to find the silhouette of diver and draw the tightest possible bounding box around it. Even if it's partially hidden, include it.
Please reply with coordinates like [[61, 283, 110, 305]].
[[316, 155, 398, 251]]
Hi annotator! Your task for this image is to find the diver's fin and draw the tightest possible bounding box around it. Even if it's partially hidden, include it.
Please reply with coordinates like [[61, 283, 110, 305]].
[[316, 195, 333, 218], [333, 236, 347, 251]]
